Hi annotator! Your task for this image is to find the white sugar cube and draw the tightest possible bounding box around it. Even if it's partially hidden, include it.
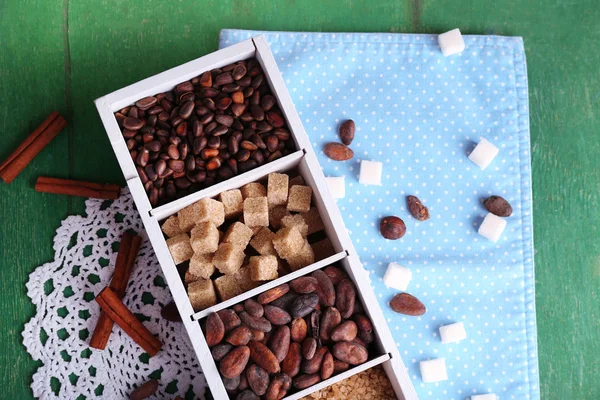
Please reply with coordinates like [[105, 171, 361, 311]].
[[383, 262, 412, 291], [438, 28, 466, 56], [472, 395, 497, 400], [439, 322, 467, 344], [478, 213, 507, 242], [420, 358, 448, 383], [325, 176, 345, 199], [468, 138, 499, 170], [358, 160, 382, 186]]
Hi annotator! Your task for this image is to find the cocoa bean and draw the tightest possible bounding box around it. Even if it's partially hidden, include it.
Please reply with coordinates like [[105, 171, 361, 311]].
[[330, 320, 358, 342], [293, 374, 321, 390], [303, 346, 328, 374], [290, 293, 319, 318], [320, 307, 342, 342], [321, 351, 334, 380], [161, 301, 182, 322], [289, 276, 319, 294], [265, 373, 291, 400], [290, 318, 308, 342], [233, 304, 245, 313], [268, 325, 291, 362], [323, 266, 347, 286], [239, 373, 249, 391], [407, 195, 430, 221], [333, 359, 349, 374], [244, 298, 264, 318], [257, 284, 290, 304], [311, 270, 335, 307], [129, 379, 158, 400], [353, 314, 373, 333], [302, 337, 317, 360], [236, 390, 259, 400], [223, 374, 240, 391], [246, 364, 270, 396], [309, 310, 321, 341], [205, 312, 225, 347], [226, 325, 252, 346], [332, 341, 368, 365], [484, 195, 513, 217], [239, 311, 272, 332], [335, 279, 356, 319], [220, 346, 250, 378], [270, 292, 298, 309], [217, 309, 241, 332], [250, 329, 265, 342], [324, 142, 353, 161], [211, 343, 233, 361], [264, 305, 292, 325], [389, 293, 427, 316], [248, 341, 280, 373], [281, 342, 302, 377], [380, 216, 406, 240]]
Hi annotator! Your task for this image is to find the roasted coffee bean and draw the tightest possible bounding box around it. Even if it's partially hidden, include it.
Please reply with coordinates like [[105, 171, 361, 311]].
[[211, 343, 233, 361], [264, 305, 292, 325], [311, 270, 336, 307], [220, 346, 250, 378], [484, 195, 513, 217], [389, 292, 427, 316], [223, 374, 241, 391], [246, 364, 270, 396], [324, 142, 354, 161], [248, 341, 280, 373], [239, 311, 272, 332], [335, 279, 356, 319], [332, 341, 368, 365], [330, 320, 358, 342], [265, 373, 291, 400], [320, 307, 342, 342], [226, 325, 252, 346], [339, 119, 355, 145], [205, 312, 225, 347], [290, 318, 308, 343], [290, 293, 319, 318], [268, 325, 291, 362], [380, 216, 406, 240], [407, 195, 430, 221], [281, 342, 302, 377], [257, 284, 290, 304], [160, 301, 181, 322], [302, 337, 317, 360], [293, 374, 321, 390], [244, 298, 264, 318], [129, 379, 159, 400]]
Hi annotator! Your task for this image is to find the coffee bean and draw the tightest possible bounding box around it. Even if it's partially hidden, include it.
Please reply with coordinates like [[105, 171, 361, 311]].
[[380, 216, 406, 240]]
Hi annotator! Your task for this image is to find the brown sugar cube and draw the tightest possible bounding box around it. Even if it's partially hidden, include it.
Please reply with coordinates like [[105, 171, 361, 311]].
[[273, 227, 304, 259], [161, 215, 182, 238], [166, 234, 194, 264], [287, 185, 312, 213], [289, 175, 305, 187], [214, 274, 243, 302], [178, 197, 225, 231], [241, 182, 267, 199], [235, 266, 261, 292], [280, 214, 309, 237], [185, 253, 215, 283], [302, 207, 325, 235], [267, 173, 289, 207], [249, 227, 277, 256], [269, 205, 291, 229], [213, 243, 245, 275], [312, 238, 335, 261], [188, 279, 217, 311], [243, 197, 269, 227], [286, 240, 315, 271], [219, 189, 244, 219], [223, 222, 254, 249], [249, 255, 279, 281], [190, 221, 219, 254]]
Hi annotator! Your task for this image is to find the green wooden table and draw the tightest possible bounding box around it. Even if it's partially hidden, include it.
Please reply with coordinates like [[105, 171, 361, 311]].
[[1, 1, 598, 398]]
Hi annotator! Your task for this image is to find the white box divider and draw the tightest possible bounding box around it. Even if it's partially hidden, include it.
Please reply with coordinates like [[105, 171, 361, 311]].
[[192, 250, 348, 321], [95, 34, 417, 400]]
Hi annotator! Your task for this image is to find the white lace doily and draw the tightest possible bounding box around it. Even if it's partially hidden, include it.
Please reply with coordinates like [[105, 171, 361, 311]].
[[23, 189, 207, 399]]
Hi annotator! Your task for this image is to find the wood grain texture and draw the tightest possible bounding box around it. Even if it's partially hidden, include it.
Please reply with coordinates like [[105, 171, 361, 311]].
[[0, 0, 598, 398]]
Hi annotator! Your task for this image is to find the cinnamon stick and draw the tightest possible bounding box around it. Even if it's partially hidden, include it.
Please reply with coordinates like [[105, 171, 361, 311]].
[[95, 287, 162, 356], [0, 112, 67, 183], [89, 232, 142, 350], [35, 176, 121, 199]]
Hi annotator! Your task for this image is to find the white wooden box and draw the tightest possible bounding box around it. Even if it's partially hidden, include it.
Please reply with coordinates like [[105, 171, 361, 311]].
[[95, 35, 417, 400]]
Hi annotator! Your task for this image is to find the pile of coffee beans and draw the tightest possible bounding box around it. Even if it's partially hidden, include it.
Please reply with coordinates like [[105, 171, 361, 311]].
[[114, 58, 296, 206], [202, 265, 377, 400]]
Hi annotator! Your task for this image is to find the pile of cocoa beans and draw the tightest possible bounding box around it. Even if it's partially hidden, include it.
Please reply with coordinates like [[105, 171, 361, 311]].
[[203, 265, 376, 400]]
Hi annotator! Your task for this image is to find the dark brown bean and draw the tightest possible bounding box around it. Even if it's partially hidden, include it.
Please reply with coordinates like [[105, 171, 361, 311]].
[[292, 374, 320, 390], [244, 298, 264, 318], [290, 293, 319, 318], [211, 343, 233, 361], [339, 119, 355, 145], [264, 305, 292, 325], [268, 325, 291, 362], [389, 293, 427, 316], [160, 301, 181, 322], [484, 195, 513, 217], [239, 311, 272, 332], [302, 337, 317, 360], [311, 270, 336, 307], [380, 216, 406, 240]]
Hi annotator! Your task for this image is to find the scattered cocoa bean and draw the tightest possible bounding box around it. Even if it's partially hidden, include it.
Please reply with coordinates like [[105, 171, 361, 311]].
[[211, 343, 233, 361], [270, 292, 298, 310], [407, 195, 430, 221], [339, 119, 355, 145], [223, 374, 241, 391], [265, 373, 291, 400], [389, 292, 427, 316], [484, 195, 513, 217], [160, 301, 181, 322], [290, 318, 308, 343], [380, 216, 406, 240], [250, 329, 265, 342], [324, 142, 354, 161], [290, 293, 319, 318], [303, 346, 328, 374], [236, 390, 259, 400], [289, 276, 319, 294], [323, 266, 347, 286], [333, 359, 349, 374], [129, 379, 159, 400], [244, 298, 264, 318]]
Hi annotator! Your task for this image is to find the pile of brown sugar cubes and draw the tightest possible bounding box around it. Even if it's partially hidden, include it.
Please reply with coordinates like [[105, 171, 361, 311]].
[[161, 172, 334, 311]]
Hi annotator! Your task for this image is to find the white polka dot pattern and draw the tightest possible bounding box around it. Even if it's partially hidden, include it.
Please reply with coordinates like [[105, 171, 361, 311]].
[[220, 30, 538, 400]]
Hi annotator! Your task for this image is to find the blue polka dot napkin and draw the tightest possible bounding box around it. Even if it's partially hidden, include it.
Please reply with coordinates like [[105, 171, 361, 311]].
[[220, 30, 539, 400]]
